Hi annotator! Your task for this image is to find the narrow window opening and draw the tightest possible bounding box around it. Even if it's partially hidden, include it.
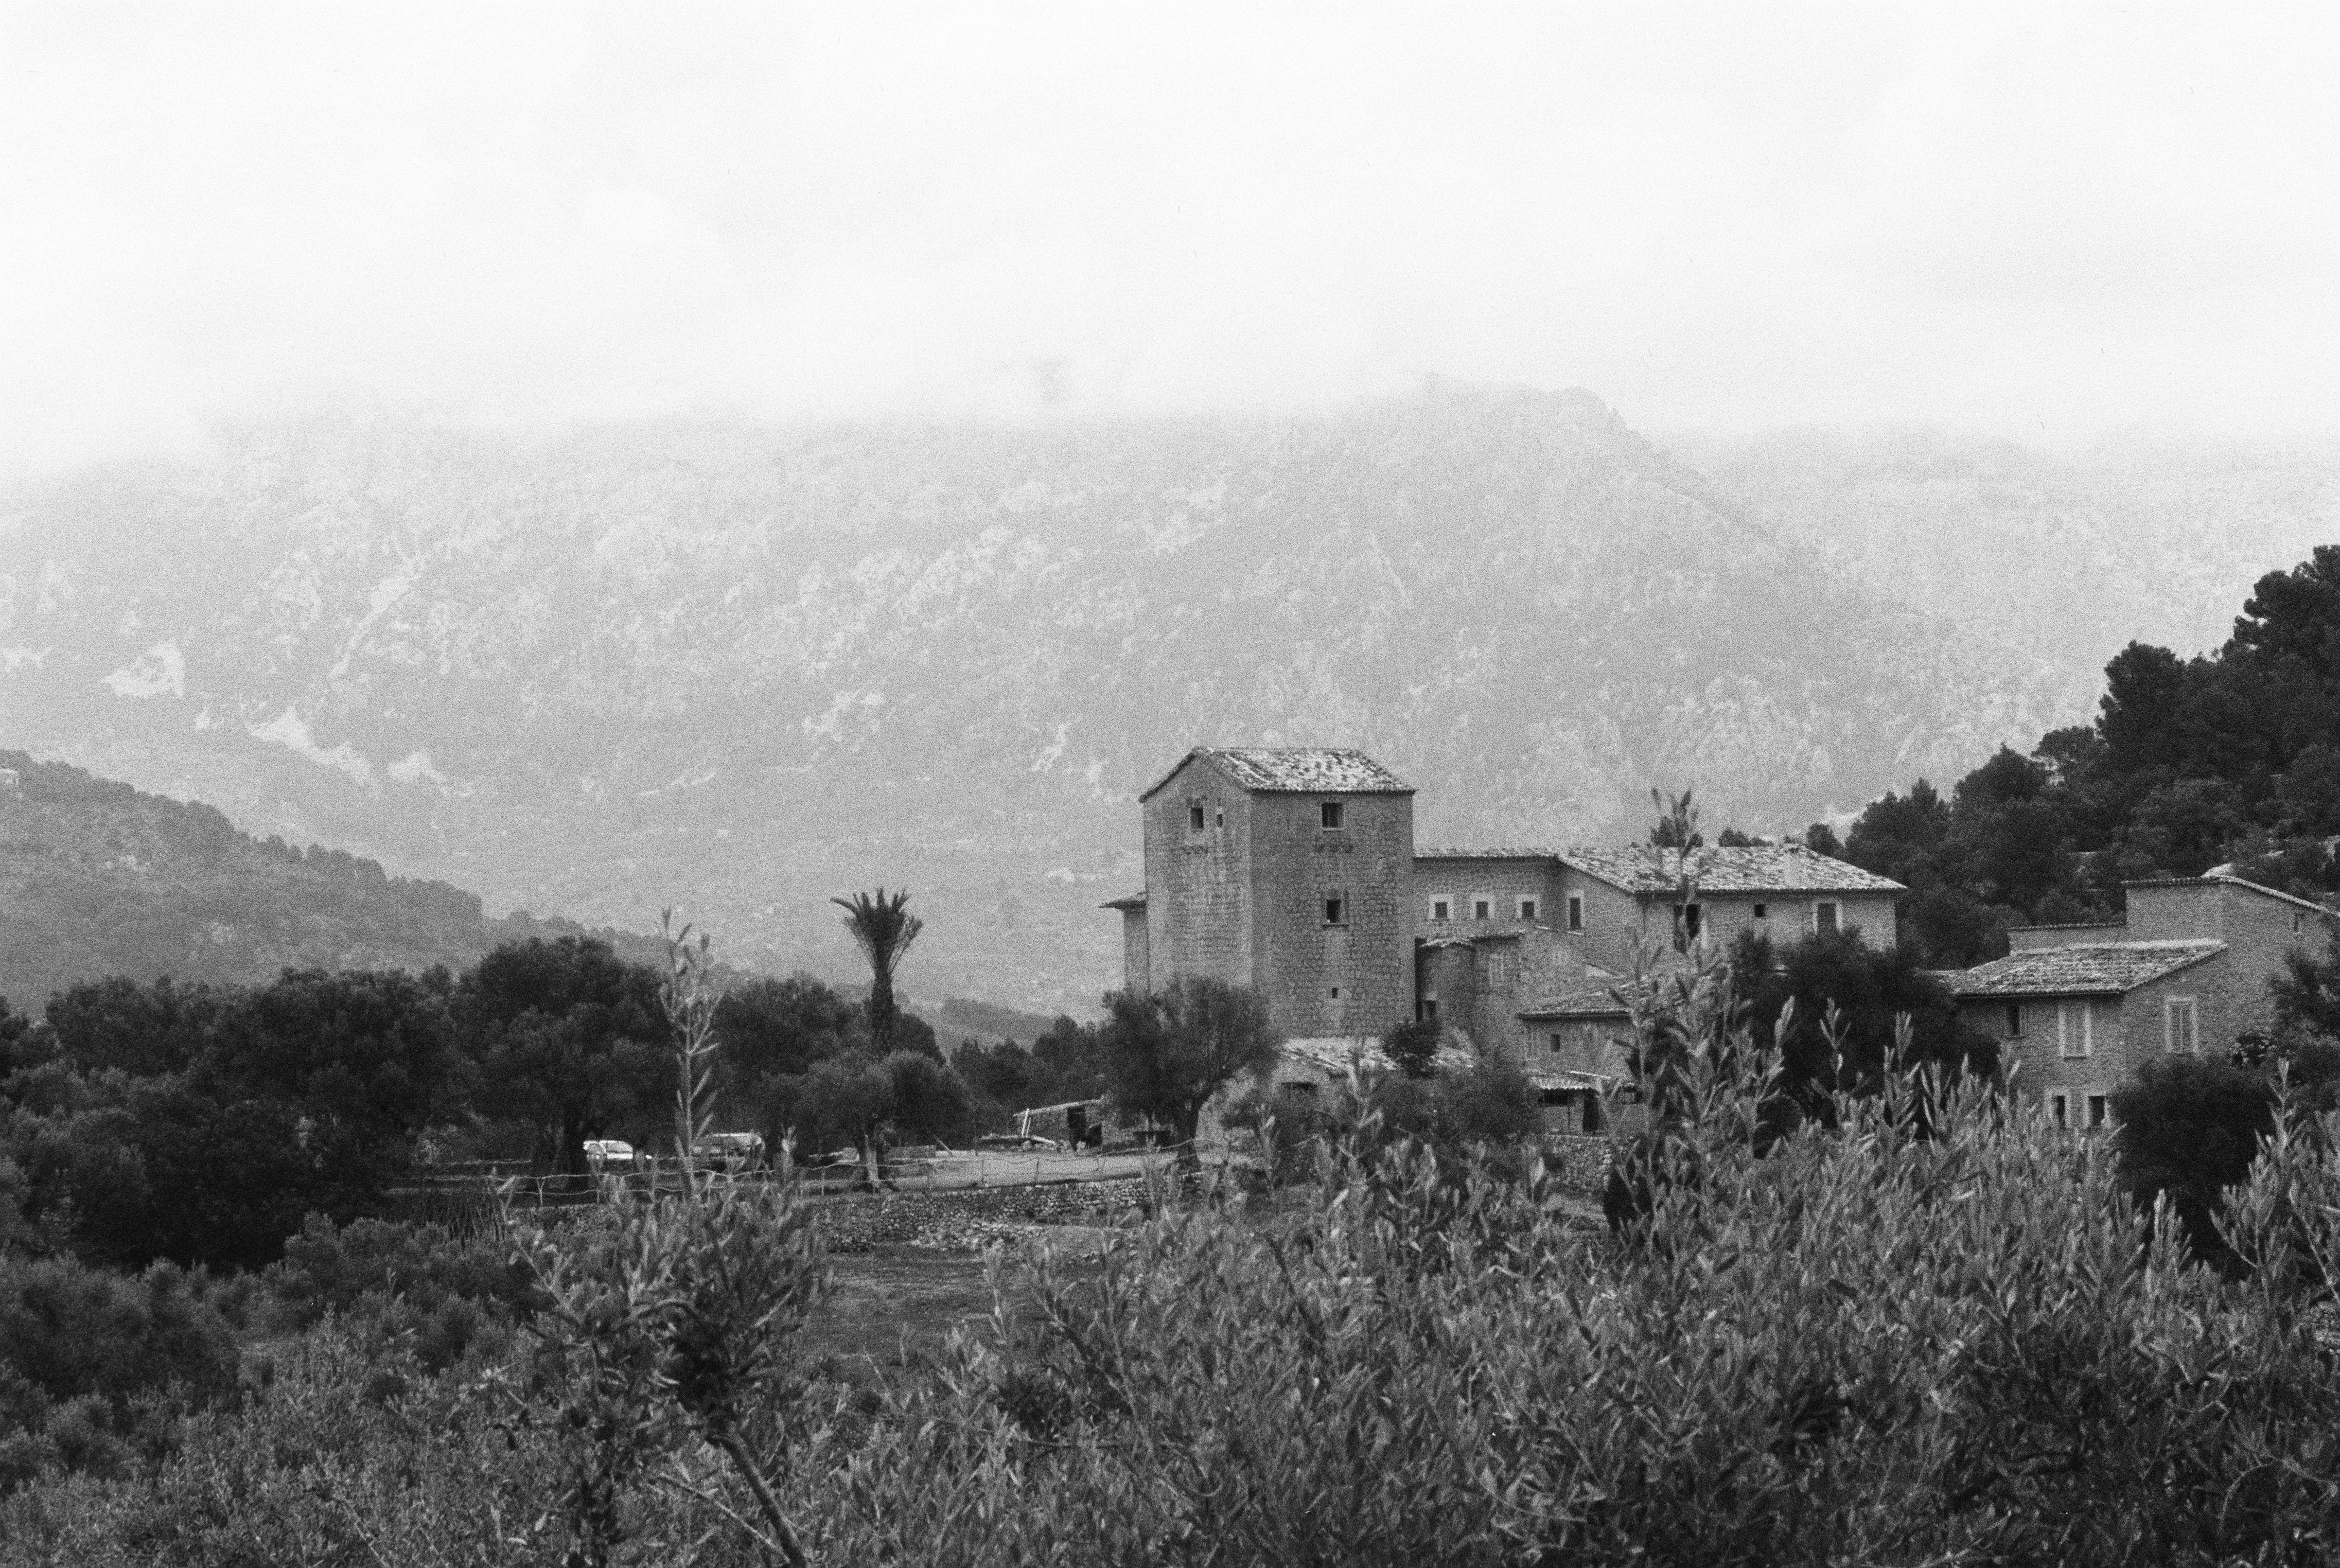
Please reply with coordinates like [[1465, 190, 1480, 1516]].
[[2086, 1094, 2108, 1130], [2050, 1092, 2070, 1129], [1676, 904, 1704, 941], [1323, 895, 1346, 926], [1321, 801, 1344, 830], [1753, 902, 1768, 919], [1215, 808, 1224, 827], [1472, 897, 1491, 921], [2166, 998, 2199, 1055], [2059, 1001, 2092, 1059], [1815, 901, 1840, 935], [1518, 897, 1540, 921], [1329, 986, 1341, 999], [1566, 895, 1584, 932], [1430, 897, 1451, 922], [1188, 803, 1205, 831], [2005, 1003, 2024, 1038]]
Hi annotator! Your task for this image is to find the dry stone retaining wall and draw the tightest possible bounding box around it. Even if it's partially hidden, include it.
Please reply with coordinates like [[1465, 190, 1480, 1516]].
[[813, 1178, 1154, 1252]]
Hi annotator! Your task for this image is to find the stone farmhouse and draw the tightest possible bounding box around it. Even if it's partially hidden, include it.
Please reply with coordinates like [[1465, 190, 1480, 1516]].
[[1951, 874, 2333, 1132], [1105, 746, 1905, 1130]]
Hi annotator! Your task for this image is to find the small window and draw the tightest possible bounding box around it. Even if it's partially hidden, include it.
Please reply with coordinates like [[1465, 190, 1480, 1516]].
[[1567, 894, 1584, 932], [1215, 808, 1224, 827], [1753, 902, 1768, 920], [2086, 1094, 2108, 1130], [1329, 985, 1341, 999], [2005, 1003, 2024, 1038], [2295, 911, 2307, 933], [1420, 996, 1438, 1022], [1323, 895, 1346, 926], [1189, 803, 1205, 831], [2058, 1001, 2092, 1059], [1321, 801, 1344, 830], [1675, 903, 1703, 941], [1815, 901, 1840, 935], [1518, 897, 1539, 921], [1429, 897, 1451, 922], [2165, 997, 2199, 1055], [1472, 897, 1492, 921], [2050, 1092, 2070, 1129]]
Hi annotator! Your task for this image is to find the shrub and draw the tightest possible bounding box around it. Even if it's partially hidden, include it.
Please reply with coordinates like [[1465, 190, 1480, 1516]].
[[2114, 1054, 2281, 1273], [263, 1214, 536, 1373], [0, 1256, 238, 1491]]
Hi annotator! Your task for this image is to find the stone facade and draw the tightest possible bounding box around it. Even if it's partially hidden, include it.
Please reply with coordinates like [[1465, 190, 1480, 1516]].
[[1955, 876, 2334, 1128], [1111, 747, 1909, 1067], [1131, 749, 1415, 1041]]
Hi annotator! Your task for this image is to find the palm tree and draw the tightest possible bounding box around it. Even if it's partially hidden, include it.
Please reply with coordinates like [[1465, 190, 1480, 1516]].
[[832, 887, 923, 1050]]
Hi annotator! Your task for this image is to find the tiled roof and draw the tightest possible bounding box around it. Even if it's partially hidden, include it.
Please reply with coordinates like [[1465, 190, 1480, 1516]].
[[1558, 844, 1905, 896], [1415, 847, 1568, 861], [1139, 747, 1413, 802], [1518, 984, 1643, 1019], [2125, 874, 2335, 917], [2007, 921, 2126, 933], [1951, 941, 2225, 998], [1419, 919, 1548, 945], [1527, 1068, 1613, 1091]]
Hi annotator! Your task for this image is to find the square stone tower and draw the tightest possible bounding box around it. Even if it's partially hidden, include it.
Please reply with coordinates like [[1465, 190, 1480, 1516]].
[[1119, 747, 1416, 1040]]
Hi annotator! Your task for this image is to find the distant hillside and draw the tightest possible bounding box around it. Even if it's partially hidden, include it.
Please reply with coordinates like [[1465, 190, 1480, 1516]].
[[1, 387, 2087, 1010], [0, 750, 668, 1009], [1673, 428, 2340, 679]]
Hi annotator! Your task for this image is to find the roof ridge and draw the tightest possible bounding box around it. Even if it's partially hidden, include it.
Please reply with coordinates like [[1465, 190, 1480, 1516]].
[[2124, 874, 2334, 915]]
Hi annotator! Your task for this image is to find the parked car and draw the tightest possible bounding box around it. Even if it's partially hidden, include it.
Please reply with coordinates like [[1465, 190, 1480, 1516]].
[[584, 1138, 638, 1173]]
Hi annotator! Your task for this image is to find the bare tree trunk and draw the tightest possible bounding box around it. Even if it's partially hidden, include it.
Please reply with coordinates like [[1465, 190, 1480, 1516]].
[[713, 1430, 810, 1568]]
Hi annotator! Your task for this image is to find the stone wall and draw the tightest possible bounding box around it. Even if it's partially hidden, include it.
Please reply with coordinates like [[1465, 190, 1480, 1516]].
[[1247, 789, 1415, 1039], [814, 1178, 1153, 1252], [1539, 1134, 1615, 1195], [1414, 855, 1563, 932], [1145, 760, 1257, 989]]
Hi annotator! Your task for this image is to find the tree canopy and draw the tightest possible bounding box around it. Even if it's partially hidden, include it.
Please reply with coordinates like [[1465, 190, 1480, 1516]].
[[1837, 547, 2340, 967], [1099, 975, 1282, 1166]]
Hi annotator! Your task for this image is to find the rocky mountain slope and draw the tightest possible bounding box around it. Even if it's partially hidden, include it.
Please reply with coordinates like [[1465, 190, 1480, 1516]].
[[1671, 428, 2340, 680], [0, 386, 2118, 1010]]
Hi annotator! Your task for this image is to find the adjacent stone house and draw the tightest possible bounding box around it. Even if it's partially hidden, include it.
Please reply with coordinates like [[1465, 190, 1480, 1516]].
[[1951, 874, 2333, 1129]]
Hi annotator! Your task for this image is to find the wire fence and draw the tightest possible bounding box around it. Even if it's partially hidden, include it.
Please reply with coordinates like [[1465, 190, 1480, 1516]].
[[398, 1142, 1239, 1212]]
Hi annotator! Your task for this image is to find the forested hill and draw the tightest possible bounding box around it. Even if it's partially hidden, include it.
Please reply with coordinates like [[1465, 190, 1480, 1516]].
[[0, 749, 665, 1009]]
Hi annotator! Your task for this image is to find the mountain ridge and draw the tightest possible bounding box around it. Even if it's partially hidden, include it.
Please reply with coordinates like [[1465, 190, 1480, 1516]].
[[0, 386, 2157, 1009]]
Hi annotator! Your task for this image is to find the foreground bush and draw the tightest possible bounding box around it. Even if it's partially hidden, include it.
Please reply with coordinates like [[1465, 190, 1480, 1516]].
[[264, 1213, 538, 1373], [0, 1256, 238, 1491], [9, 976, 2340, 1563]]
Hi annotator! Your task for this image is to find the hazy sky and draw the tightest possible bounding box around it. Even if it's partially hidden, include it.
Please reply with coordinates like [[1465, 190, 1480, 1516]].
[[4, 3, 2336, 473]]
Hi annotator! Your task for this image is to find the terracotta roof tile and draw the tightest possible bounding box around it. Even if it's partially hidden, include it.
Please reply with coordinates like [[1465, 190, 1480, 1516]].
[[1140, 747, 1413, 801], [1951, 941, 2225, 998], [1558, 845, 1905, 896], [1518, 983, 1646, 1019]]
